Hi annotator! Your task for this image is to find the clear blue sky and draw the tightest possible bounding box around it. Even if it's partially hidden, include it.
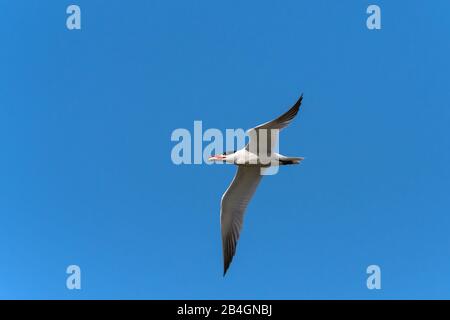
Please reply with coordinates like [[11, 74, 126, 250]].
[[1, 1, 449, 299]]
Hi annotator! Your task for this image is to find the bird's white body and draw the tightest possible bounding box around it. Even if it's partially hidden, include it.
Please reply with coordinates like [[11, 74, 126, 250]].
[[208, 94, 304, 275], [218, 149, 302, 166]]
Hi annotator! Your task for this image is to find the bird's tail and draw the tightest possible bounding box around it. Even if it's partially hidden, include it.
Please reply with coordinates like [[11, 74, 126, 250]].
[[279, 157, 304, 165]]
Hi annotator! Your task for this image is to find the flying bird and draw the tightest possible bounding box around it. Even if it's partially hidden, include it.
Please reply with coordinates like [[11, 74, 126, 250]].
[[208, 94, 304, 275]]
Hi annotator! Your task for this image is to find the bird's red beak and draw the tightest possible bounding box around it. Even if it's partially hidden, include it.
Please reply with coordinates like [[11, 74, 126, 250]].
[[208, 154, 226, 161]]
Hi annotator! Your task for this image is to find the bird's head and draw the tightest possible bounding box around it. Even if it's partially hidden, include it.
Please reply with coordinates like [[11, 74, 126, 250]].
[[208, 154, 226, 162], [208, 150, 236, 162]]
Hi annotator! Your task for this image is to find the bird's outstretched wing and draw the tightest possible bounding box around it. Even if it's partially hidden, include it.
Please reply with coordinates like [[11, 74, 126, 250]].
[[221, 166, 262, 275], [246, 94, 303, 155]]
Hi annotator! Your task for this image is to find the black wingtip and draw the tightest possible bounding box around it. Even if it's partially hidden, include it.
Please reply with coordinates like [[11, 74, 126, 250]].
[[295, 93, 304, 108], [287, 94, 303, 116], [286, 93, 303, 119], [223, 263, 230, 277]]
